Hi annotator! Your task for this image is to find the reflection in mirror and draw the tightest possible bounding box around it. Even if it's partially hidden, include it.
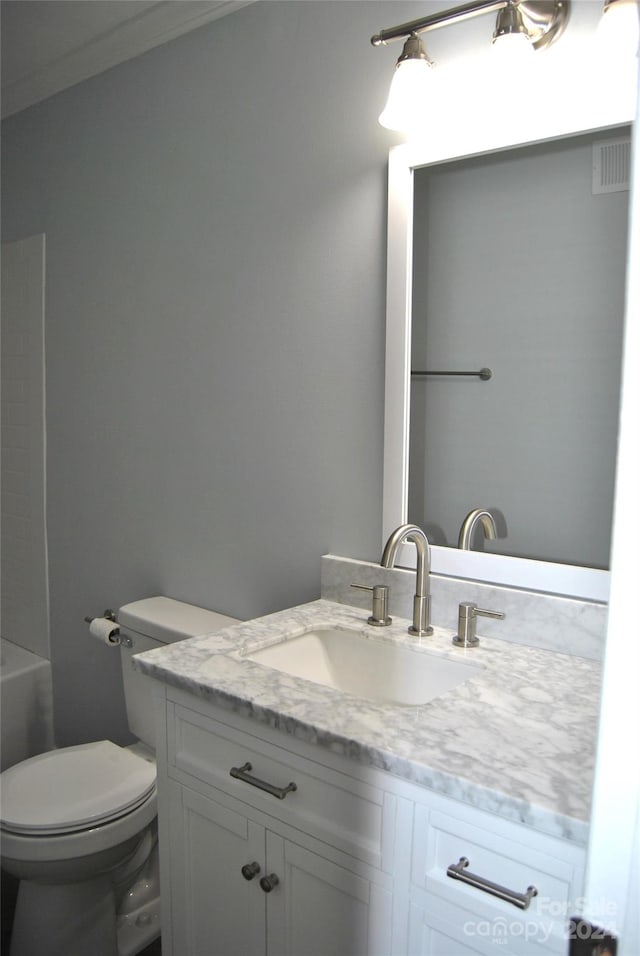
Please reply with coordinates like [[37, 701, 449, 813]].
[[457, 508, 498, 551], [408, 131, 630, 570]]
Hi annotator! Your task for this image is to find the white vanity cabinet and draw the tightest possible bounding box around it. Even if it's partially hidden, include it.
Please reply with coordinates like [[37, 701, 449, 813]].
[[407, 798, 586, 956], [154, 686, 586, 956], [165, 781, 395, 956], [158, 687, 397, 956]]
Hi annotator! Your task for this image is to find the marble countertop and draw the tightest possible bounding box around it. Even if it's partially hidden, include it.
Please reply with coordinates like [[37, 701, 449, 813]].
[[133, 599, 601, 845]]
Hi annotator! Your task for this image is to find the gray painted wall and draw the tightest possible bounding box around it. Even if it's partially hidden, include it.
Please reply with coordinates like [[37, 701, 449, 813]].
[[1, 1, 610, 746], [1, 235, 50, 658], [1, 1, 404, 746]]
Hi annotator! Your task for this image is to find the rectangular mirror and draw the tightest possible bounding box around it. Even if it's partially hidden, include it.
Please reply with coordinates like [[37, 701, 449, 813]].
[[383, 88, 635, 601], [409, 130, 630, 570]]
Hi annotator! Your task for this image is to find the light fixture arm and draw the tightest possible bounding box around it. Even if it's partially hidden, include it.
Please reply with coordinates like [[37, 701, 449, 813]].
[[371, 0, 570, 52], [371, 0, 507, 45]]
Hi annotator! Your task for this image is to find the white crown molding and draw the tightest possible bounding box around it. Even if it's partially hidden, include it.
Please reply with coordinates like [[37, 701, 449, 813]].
[[2, 1, 255, 119]]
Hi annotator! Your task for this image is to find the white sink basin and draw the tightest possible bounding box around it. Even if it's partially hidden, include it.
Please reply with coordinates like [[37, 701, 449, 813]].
[[239, 626, 482, 707]]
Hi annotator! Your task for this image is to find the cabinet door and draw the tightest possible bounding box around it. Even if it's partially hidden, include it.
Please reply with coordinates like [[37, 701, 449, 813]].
[[407, 895, 561, 956], [408, 900, 486, 956], [169, 784, 266, 956], [265, 831, 393, 956]]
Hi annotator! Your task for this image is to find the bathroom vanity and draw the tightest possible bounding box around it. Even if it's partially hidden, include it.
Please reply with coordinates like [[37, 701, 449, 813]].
[[136, 596, 599, 956]]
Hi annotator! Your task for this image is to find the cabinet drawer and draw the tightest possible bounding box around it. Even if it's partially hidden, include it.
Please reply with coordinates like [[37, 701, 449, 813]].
[[412, 804, 585, 954], [168, 702, 388, 868]]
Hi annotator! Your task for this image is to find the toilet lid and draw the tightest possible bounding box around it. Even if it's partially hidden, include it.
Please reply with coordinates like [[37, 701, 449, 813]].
[[0, 741, 156, 836]]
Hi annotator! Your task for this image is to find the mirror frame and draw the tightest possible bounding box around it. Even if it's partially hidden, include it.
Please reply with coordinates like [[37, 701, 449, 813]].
[[383, 100, 635, 602]]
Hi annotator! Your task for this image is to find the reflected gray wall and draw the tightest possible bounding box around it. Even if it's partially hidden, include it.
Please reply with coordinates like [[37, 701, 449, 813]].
[[410, 134, 628, 568]]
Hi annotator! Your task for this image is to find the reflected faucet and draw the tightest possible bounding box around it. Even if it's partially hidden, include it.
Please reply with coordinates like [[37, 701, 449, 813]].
[[381, 524, 433, 637], [458, 509, 498, 551]]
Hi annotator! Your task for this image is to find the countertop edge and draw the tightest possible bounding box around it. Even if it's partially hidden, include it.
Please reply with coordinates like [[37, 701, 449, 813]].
[[134, 601, 593, 848]]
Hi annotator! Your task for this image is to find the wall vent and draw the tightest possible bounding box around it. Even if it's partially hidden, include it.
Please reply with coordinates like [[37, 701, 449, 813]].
[[592, 138, 631, 195]]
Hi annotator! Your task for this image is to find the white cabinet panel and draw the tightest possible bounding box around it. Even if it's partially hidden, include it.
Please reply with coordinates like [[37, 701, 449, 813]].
[[409, 900, 485, 956], [166, 778, 391, 956], [169, 783, 265, 956], [408, 890, 560, 956], [411, 802, 585, 955], [169, 700, 386, 867], [266, 830, 393, 956]]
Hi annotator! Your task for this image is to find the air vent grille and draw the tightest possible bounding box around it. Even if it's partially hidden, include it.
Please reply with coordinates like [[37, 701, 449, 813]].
[[592, 138, 631, 195]]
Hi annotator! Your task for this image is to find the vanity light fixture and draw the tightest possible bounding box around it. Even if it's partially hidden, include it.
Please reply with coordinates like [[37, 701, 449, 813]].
[[491, 1, 536, 56], [372, 0, 570, 131], [378, 33, 434, 132]]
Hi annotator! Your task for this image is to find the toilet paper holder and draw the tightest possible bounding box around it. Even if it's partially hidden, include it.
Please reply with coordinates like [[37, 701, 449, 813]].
[[84, 608, 117, 625], [84, 609, 131, 647]]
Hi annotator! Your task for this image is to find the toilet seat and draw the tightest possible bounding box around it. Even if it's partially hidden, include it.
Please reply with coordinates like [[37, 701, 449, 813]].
[[0, 741, 156, 836]]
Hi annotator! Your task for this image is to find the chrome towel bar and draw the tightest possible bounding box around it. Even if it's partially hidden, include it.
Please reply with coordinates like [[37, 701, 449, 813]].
[[411, 368, 492, 380]]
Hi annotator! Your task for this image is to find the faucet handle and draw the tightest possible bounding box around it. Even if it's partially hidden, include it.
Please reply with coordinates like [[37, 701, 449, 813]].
[[453, 602, 505, 648], [351, 584, 392, 627]]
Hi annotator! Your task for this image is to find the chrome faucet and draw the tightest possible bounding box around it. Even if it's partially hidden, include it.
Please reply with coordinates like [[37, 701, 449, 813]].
[[458, 508, 498, 551], [381, 524, 433, 637]]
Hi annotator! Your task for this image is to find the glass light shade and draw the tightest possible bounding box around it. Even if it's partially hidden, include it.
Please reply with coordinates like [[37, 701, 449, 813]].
[[491, 31, 535, 61], [378, 59, 433, 132], [598, 0, 639, 59]]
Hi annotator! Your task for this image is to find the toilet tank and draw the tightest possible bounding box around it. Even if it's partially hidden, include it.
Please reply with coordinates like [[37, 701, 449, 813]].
[[118, 597, 239, 749]]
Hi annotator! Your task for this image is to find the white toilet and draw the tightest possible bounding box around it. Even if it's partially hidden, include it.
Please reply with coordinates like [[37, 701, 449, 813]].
[[0, 596, 238, 956]]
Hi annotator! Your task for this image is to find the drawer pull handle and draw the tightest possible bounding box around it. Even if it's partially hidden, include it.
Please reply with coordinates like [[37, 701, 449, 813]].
[[230, 762, 298, 800], [447, 857, 538, 910], [259, 873, 280, 893], [241, 862, 261, 881]]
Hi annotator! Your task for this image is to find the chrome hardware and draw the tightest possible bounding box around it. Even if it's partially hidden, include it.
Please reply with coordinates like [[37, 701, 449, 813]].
[[458, 508, 498, 550], [84, 608, 117, 624], [351, 583, 392, 626], [381, 524, 432, 636], [453, 602, 505, 647], [412, 367, 492, 381], [84, 609, 125, 643], [241, 862, 261, 881], [259, 873, 279, 893], [447, 857, 537, 910], [229, 762, 297, 801], [371, 1, 570, 53]]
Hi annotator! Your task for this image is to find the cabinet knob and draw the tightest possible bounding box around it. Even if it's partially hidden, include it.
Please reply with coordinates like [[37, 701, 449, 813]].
[[241, 861, 261, 881], [259, 873, 280, 893]]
